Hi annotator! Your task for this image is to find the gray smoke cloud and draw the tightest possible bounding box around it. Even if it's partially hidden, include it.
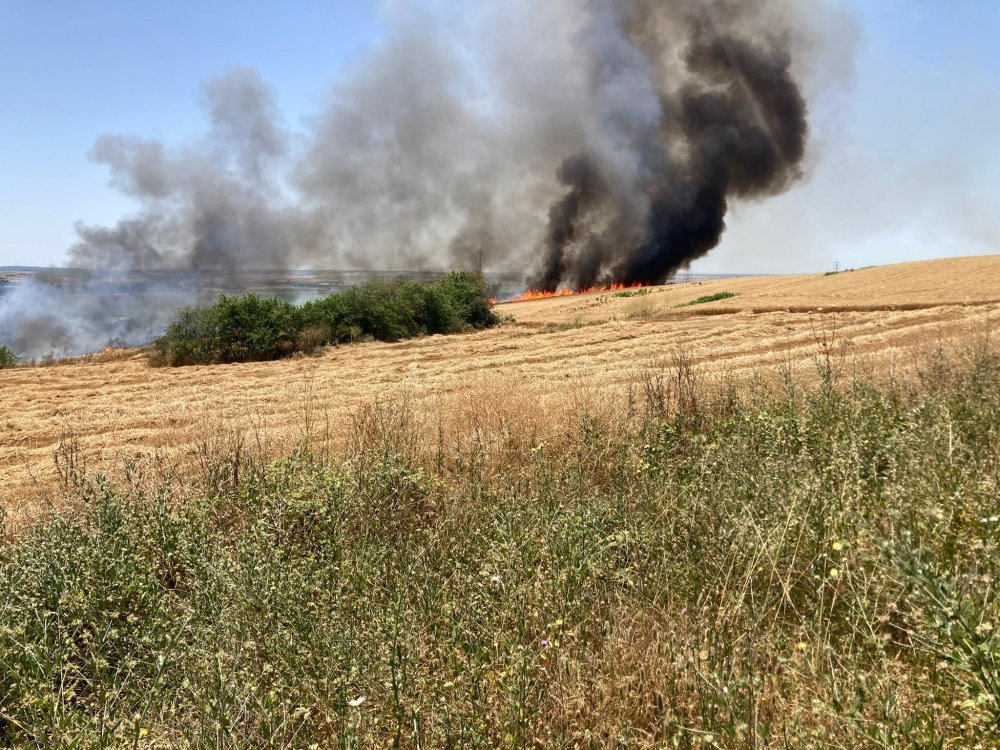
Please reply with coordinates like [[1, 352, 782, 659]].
[[1, 0, 848, 358], [0, 274, 200, 360], [70, 67, 296, 271], [69, 0, 836, 288]]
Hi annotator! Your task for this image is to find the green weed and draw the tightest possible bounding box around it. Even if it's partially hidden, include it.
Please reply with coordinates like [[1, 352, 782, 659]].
[[2, 346, 999, 747], [676, 291, 737, 307]]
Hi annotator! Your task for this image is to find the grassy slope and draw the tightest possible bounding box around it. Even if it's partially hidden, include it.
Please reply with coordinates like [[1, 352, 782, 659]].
[[1, 342, 999, 747]]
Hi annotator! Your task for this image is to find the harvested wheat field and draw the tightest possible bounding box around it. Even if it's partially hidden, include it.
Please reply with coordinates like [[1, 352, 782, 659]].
[[2, 255, 998, 527]]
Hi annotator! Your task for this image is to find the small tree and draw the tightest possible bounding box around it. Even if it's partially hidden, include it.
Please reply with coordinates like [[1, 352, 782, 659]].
[[433, 271, 499, 329], [0, 342, 18, 369]]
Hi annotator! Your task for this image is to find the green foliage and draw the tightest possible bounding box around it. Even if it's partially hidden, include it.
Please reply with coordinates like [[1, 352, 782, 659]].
[[612, 288, 652, 298], [214, 293, 303, 363], [2, 348, 999, 746], [0, 342, 17, 369], [154, 294, 301, 366], [155, 272, 499, 366], [676, 291, 737, 307], [431, 270, 498, 329]]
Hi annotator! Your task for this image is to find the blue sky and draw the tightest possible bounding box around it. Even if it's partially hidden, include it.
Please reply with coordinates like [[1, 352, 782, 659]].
[[1, 1, 998, 272], [0, 1, 382, 266]]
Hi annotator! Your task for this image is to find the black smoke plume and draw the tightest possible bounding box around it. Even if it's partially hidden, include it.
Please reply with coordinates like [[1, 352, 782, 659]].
[[532, 4, 809, 290], [0, 0, 848, 359], [66, 0, 831, 291]]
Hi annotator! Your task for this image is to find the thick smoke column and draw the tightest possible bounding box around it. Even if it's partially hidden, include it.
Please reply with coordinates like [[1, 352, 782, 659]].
[[533, 2, 809, 290], [1, 0, 853, 359], [62, 0, 832, 293], [622, 6, 809, 285]]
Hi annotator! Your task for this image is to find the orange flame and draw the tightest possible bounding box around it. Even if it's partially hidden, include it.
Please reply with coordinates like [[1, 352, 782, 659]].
[[500, 282, 650, 304]]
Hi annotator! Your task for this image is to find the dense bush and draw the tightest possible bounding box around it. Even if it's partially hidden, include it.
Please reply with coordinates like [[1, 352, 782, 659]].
[[2, 348, 999, 746], [0, 342, 17, 369], [154, 272, 498, 366]]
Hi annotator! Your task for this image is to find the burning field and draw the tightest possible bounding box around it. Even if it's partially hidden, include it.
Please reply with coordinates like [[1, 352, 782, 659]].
[[2, 255, 1000, 746], [0, 0, 854, 364], [2, 0, 999, 738], [0, 0, 875, 523], [2, 255, 998, 529]]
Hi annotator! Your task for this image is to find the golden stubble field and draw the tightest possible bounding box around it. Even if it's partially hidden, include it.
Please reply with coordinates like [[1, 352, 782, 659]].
[[2, 255, 998, 528]]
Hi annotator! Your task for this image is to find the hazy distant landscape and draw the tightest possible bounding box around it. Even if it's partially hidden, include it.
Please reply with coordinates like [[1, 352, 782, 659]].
[[0, 267, 523, 359], [0, 266, 749, 359]]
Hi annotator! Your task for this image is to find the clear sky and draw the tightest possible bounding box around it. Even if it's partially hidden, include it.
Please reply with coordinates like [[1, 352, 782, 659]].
[[0, 1, 382, 267], [1, 0, 998, 272], [714, 0, 1000, 274]]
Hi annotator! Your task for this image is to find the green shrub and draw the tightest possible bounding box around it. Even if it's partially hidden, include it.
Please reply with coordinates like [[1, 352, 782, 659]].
[[155, 273, 499, 366], [308, 280, 419, 342], [0, 342, 17, 369], [213, 293, 302, 363], [432, 271, 498, 329], [153, 306, 220, 366], [612, 288, 652, 298], [676, 291, 737, 307], [2, 348, 999, 745]]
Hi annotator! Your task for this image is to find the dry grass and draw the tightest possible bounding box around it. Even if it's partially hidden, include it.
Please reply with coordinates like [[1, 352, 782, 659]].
[[505, 254, 1000, 324], [2, 332, 998, 746], [2, 252, 1000, 745], [2, 255, 998, 531]]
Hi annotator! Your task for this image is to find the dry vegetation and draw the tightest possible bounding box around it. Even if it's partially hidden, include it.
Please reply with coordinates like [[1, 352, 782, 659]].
[[2, 256, 999, 530], [1, 256, 1000, 747]]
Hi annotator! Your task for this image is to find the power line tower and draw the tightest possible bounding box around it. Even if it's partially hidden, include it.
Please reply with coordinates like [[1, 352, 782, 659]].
[[682, 264, 693, 284], [833, 260, 840, 274]]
